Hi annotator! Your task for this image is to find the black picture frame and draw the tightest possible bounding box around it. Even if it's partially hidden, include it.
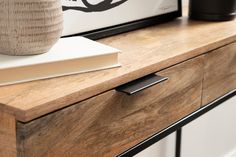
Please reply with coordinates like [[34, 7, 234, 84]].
[[63, 0, 182, 40]]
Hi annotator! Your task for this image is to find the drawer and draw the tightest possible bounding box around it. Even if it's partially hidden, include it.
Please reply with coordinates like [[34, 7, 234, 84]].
[[16, 57, 203, 157], [202, 42, 236, 105]]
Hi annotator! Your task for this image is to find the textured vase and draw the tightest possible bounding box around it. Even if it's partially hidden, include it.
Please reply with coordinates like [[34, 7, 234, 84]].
[[0, 0, 63, 56]]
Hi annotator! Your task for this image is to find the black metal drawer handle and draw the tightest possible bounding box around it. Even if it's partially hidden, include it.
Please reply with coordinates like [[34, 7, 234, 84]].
[[116, 74, 168, 95]]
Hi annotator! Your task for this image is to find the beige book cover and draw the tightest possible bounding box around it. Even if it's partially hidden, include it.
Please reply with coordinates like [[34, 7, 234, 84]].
[[0, 36, 120, 86]]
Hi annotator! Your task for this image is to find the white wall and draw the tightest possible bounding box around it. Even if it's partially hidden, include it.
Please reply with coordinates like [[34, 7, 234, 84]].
[[135, 133, 176, 157], [182, 96, 236, 157]]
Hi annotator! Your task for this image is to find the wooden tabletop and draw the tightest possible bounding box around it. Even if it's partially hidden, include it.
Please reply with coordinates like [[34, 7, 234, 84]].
[[1, 10, 236, 122]]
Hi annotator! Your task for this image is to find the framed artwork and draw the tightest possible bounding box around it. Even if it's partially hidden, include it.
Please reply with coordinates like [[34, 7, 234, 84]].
[[62, 0, 182, 39]]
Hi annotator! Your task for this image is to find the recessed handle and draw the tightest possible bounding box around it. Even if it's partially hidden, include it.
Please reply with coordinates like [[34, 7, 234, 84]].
[[116, 74, 168, 95]]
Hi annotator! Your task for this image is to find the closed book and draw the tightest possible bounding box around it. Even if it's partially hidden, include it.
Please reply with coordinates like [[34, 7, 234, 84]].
[[0, 36, 120, 86]]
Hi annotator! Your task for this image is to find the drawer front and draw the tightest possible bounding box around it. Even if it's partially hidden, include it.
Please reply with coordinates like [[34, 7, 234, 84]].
[[16, 57, 203, 157], [202, 42, 236, 105]]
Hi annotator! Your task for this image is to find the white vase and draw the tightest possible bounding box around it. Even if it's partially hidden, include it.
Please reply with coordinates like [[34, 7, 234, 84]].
[[0, 0, 63, 56]]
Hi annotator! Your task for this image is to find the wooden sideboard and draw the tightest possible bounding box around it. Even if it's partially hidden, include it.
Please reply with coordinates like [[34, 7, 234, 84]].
[[0, 10, 236, 157], [202, 42, 236, 105]]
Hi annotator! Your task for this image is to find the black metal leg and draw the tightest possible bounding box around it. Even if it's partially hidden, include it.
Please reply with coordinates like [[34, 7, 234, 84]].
[[175, 128, 182, 157]]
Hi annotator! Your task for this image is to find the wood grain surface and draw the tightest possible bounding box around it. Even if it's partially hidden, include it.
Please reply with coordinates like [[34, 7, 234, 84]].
[[16, 57, 203, 157], [202, 42, 236, 105], [0, 112, 16, 157], [0, 0, 63, 55], [0, 10, 236, 121]]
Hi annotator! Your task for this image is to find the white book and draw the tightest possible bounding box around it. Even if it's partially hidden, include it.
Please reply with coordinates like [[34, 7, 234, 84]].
[[0, 36, 121, 86]]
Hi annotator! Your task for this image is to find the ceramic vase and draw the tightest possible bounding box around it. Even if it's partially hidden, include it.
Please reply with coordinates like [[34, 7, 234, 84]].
[[0, 0, 63, 56]]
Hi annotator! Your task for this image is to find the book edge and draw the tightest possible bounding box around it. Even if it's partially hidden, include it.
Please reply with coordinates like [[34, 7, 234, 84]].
[[0, 64, 121, 87]]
